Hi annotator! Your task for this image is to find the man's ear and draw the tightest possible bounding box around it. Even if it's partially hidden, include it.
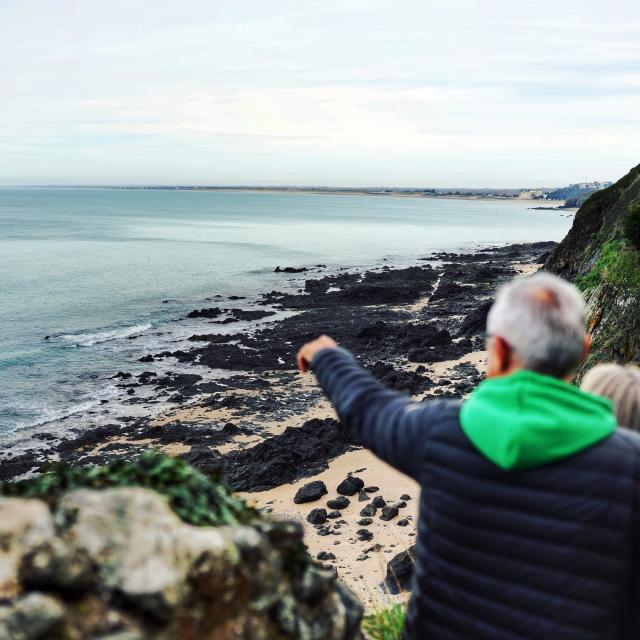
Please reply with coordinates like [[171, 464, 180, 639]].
[[582, 333, 592, 360], [487, 335, 512, 378], [493, 336, 512, 374]]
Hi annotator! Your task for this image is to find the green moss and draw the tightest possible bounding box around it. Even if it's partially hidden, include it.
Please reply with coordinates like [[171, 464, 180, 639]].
[[362, 604, 406, 640], [0, 450, 257, 528], [576, 240, 640, 292]]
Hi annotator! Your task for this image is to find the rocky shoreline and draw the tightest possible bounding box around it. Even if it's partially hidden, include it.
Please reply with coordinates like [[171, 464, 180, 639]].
[[0, 240, 554, 606], [0, 241, 552, 485]]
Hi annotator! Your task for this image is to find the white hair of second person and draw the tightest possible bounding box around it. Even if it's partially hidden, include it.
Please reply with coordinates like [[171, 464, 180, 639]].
[[487, 272, 587, 377]]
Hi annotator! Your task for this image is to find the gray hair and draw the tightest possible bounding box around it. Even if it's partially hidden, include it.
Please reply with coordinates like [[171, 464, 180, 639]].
[[487, 272, 587, 377], [581, 363, 640, 431]]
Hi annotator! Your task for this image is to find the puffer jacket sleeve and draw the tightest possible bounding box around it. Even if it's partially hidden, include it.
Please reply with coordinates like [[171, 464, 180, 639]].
[[311, 347, 446, 480]]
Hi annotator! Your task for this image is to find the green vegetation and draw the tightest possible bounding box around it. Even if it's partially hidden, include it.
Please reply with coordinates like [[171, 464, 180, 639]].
[[0, 450, 257, 527], [576, 239, 640, 292], [362, 604, 406, 640], [623, 203, 640, 248]]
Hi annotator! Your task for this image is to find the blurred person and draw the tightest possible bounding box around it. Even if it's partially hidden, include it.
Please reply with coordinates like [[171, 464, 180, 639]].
[[582, 362, 640, 431]]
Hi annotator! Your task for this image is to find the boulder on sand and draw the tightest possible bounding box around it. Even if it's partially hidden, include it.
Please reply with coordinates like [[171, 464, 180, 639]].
[[307, 508, 328, 525], [294, 480, 328, 504], [336, 476, 364, 497], [327, 496, 350, 510], [382, 545, 416, 595]]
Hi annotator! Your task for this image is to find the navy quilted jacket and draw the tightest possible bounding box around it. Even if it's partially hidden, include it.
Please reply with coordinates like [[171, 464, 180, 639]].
[[312, 348, 640, 640]]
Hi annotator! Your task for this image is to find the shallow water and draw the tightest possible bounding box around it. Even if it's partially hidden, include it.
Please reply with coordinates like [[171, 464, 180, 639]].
[[0, 188, 573, 445]]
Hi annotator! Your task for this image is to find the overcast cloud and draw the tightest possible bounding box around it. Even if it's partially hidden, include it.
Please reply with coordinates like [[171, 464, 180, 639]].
[[1, 0, 639, 186]]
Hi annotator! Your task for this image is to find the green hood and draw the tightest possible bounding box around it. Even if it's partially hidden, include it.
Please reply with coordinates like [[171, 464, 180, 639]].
[[460, 370, 616, 470]]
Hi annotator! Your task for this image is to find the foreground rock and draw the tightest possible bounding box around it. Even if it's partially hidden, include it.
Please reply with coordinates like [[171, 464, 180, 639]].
[[0, 488, 362, 640], [382, 545, 416, 595]]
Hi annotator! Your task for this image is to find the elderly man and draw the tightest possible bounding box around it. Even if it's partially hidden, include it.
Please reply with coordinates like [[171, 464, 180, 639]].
[[297, 273, 640, 640]]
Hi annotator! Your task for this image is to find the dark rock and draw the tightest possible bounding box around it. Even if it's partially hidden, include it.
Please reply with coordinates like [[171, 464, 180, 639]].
[[139, 354, 154, 363], [458, 299, 493, 337], [221, 422, 241, 436], [275, 266, 308, 273], [358, 518, 373, 526], [327, 497, 350, 510], [371, 496, 386, 509], [293, 481, 327, 504], [327, 511, 341, 519], [336, 476, 364, 496], [364, 544, 384, 554], [187, 307, 223, 319], [380, 505, 399, 521], [399, 494, 411, 501], [360, 504, 376, 518], [357, 490, 370, 502], [382, 546, 416, 594], [307, 508, 328, 525], [356, 529, 373, 542], [215, 418, 354, 492], [397, 519, 410, 527], [317, 551, 336, 561], [364, 486, 379, 493], [368, 361, 433, 395]]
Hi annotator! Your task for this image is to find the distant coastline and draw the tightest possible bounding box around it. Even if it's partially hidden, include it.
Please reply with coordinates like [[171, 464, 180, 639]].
[[16, 184, 570, 206]]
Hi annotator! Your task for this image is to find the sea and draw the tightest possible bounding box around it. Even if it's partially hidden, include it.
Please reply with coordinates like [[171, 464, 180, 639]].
[[0, 187, 573, 452]]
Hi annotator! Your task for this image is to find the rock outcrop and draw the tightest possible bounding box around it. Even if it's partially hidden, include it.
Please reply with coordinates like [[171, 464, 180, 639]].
[[0, 488, 362, 640], [545, 162, 640, 374]]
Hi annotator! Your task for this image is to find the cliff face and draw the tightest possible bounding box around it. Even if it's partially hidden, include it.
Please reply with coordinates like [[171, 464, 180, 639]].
[[545, 162, 640, 372]]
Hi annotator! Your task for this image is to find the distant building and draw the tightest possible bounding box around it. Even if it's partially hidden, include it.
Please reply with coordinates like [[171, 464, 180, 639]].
[[519, 190, 545, 200]]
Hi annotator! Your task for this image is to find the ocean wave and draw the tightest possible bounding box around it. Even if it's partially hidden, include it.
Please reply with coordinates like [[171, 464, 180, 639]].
[[5, 383, 121, 434], [57, 323, 152, 347], [18, 399, 102, 430]]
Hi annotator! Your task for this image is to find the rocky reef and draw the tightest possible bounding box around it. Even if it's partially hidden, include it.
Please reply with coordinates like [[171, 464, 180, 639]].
[[545, 162, 640, 373], [0, 454, 362, 640]]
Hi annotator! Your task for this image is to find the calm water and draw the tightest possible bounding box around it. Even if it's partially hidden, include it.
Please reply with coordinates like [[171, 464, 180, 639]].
[[0, 188, 573, 447]]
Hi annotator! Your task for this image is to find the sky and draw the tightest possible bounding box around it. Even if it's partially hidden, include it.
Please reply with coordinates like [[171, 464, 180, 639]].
[[1, 0, 639, 187]]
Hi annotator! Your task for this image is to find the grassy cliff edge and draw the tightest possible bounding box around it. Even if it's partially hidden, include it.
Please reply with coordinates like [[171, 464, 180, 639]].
[[545, 163, 640, 374]]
